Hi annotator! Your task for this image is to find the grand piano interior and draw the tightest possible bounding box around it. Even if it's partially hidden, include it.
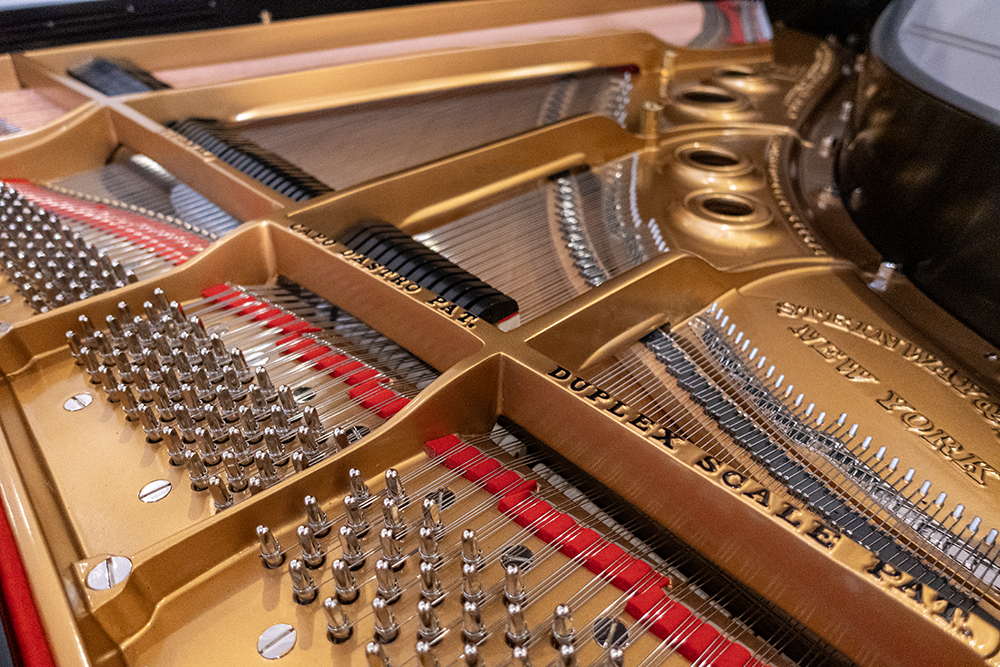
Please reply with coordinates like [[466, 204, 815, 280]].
[[1, 1, 999, 666]]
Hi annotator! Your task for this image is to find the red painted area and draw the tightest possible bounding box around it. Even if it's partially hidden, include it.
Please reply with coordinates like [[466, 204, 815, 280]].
[[0, 500, 56, 667]]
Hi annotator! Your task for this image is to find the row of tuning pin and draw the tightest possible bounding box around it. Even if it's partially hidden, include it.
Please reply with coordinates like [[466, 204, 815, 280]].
[[255, 471, 623, 667], [0, 183, 137, 312], [67, 293, 357, 509]]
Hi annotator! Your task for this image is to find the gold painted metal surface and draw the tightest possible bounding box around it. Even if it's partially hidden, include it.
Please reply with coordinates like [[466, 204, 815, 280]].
[[0, 8, 999, 667]]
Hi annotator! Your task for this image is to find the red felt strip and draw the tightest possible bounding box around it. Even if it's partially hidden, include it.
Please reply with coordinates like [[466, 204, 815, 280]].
[[463, 457, 500, 483], [264, 314, 296, 328], [377, 396, 410, 419], [424, 434, 463, 457], [201, 284, 228, 298], [344, 368, 379, 385]]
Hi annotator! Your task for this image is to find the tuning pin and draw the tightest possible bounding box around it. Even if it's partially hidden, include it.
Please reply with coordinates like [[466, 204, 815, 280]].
[[463, 643, 484, 667], [143, 298, 162, 325], [552, 604, 575, 646], [247, 476, 265, 496], [297, 525, 325, 569], [375, 559, 401, 604], [77, 313, 96, 339], [133, 316, 153, 345], [168, 300, 185, 327], [323, 597, 352, 644], [559, 644, 578, 667], [239, 405, 262, 443], [184, 450, 210, 491], [379, 528, 405, 571], [249, 384, 270, 421], [223, 365, 247, 401], [505, 565, 526, 606], [462, 529, 483, 569], [372, 597, 398, 643], [193, 367, 215, 402], [152, 331, 172, 358], [90, 331, 114, 367], [266, 405, 287, 438], [133, 366, 154, 403], [349, 468, 371, 505], [382, 497, 406, 536], [332, 427, 350, 452], [607, 647, 624, 667], [162, 426, 185, 466], [264, 427, 288, 466], [142, 348, 162, 382], [216, 384, 238, 422], [180, 383, 204, 421], [174, 404, 196, 443], [113, 349, 135, 385], [297, 424, 320, 456], [337, 495, 368, 539], [303, 405, 326, 444], [462, 601, 488, 644], [204, 404, 228, 442], [256, 525, 284, 568], [385, 468, 408, 507], [116, 300, 135, 326], [419, 561, 445, 605], [208, 333, 229, 366], [331, 558, 359, 604], [117, 383, 139, 421], [366, 642, 392, 667], [253, 366, 276, 401], [277, 385, 299, 418], [222, 451, 247, 492], [66, 330, 84, 363], [172, 349, 193, 383], [138, 404, 163, 443], [512, 646, 533, 667], [105, 313, 125, 346], [419, 527, 440, 565], [255, 450, 279, 487], [417, 599, 443, 645], [422, 496, 444, 537], [208, 475, 233, 510], [416, 640, 439, 667], [81, 347, 102, 382], [506, 603, 529, 647], [291, 451, 309, 473], [462, 563, 483, 604], [231, 348, 253, 384], [225, 427, 249, 466], [151, 384, 174, 421], [339, 525, 366, 570], [194, 427, 221, 466], [188, 315, 208, 341], [289, 559, 317, 605], [98, 365, 119, 400], [124, 329, 144, 360], [161, 365, 182, 402]]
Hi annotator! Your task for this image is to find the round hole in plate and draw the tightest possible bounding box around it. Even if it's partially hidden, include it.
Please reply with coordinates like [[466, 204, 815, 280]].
[[716, 65, 757, 78], [701, 196, 755, 217], [684, 192, 771, 229], [425, 487, 456, 510], [292, 386, 315, 403], [593, 616, 630, 648], [679, 88, 738, 105], [500, 544, 535, 571], [686, 149, 741, 168]]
